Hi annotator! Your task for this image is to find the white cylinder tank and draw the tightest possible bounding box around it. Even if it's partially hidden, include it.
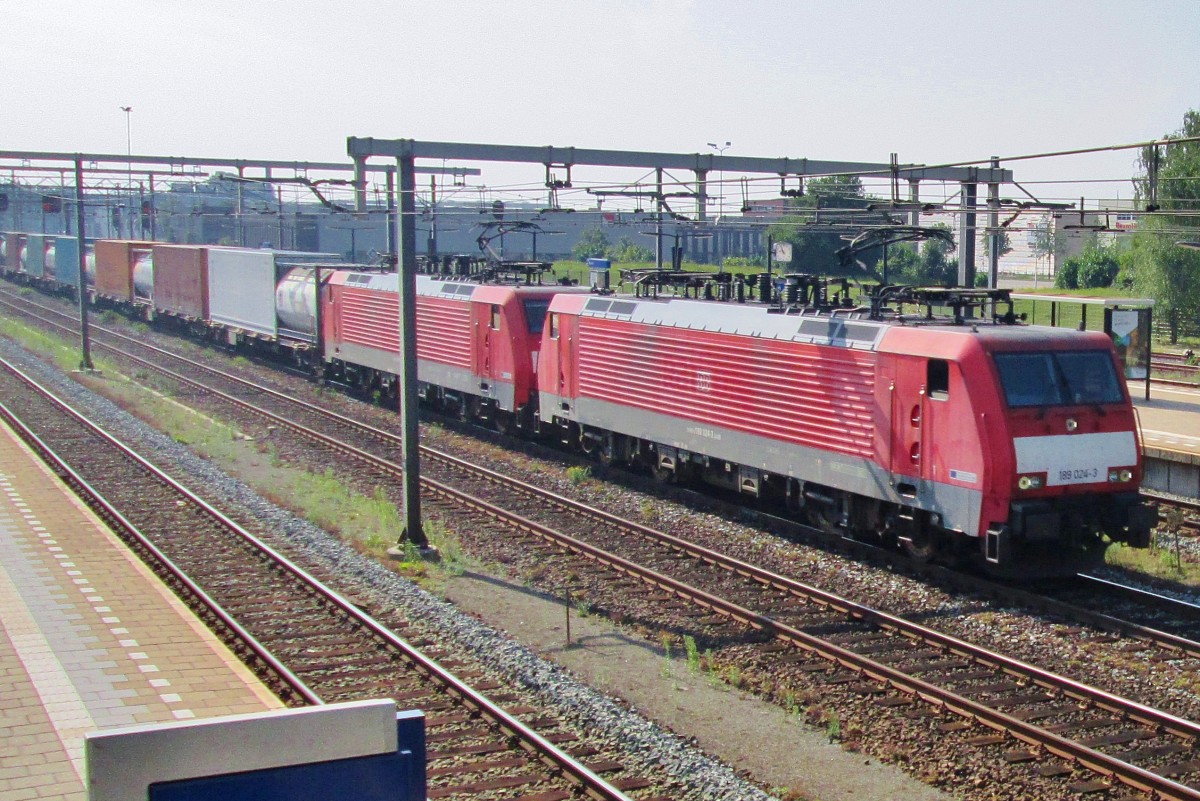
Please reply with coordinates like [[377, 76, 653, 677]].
[[132, 250, 154, 299], [275, 266, 318, 335]]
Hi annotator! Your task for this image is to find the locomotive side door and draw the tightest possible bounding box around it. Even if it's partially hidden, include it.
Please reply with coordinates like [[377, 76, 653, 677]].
[[471, 302, 500, 388], [889, 355, 927, 490], [543, 310, 577, 406]]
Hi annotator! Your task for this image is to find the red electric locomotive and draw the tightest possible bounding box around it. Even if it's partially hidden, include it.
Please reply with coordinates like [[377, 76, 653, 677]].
[[537, 284, 1155, 578], [322, 271, 589, 431]]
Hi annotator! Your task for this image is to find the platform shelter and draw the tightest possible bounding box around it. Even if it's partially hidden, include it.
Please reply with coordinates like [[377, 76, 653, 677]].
[[1011, 293, 1155, 400]]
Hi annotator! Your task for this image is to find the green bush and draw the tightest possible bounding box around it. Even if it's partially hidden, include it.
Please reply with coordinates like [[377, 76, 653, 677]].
[[609, 236, 654, 263], [572, 228, 610, 262], [1054, 259, 1079, 289], [722, 255, 765, 269], [1057, 243, 1120, 290]]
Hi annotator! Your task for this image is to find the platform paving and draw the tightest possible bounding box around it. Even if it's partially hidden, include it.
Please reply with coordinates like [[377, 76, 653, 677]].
[[0, 420, 281, 801]]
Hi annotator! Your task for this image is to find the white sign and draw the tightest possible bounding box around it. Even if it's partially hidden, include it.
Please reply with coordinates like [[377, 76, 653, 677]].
[[1110, 309, 1140, 339], [772, 241, 793, 263], [1013, 432, 1135, 486]]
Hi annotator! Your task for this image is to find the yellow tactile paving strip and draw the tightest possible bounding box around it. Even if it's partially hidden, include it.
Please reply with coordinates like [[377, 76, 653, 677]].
[[0, 420, 282, 800]]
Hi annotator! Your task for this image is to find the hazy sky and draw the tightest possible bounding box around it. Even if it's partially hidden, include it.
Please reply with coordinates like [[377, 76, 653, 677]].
[[4, 0, 1199, 206]]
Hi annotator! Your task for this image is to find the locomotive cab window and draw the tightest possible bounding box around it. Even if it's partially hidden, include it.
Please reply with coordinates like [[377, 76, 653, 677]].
[[993, 350, 1124, 408], [490, 304, 501, 331], [927, 359, 949, 400], [523, 299, 551, 334], [547, 312, 559, 339]]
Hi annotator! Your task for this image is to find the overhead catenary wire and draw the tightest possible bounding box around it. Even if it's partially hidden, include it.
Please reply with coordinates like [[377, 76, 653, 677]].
[[6, 132, 1199, 243]]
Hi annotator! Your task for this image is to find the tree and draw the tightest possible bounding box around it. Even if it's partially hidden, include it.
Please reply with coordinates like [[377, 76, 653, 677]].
[[979, 226, 1013, 258], [572, 227, 610, 262], [875, 224, 957, 286], [765, 175, 871, 276], [1029, 216, 1059, 262], [1129, 109, 1200, 340], [881, 245, 920, 284], [916, 225, 957, 285], [609, 236, 654, 263], [1125, 233, 1200, 341], [801, 174, 867, 207]]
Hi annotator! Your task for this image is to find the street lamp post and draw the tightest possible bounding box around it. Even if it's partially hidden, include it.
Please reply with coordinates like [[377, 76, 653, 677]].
[[706, 140, 731, 216], [707, 140, 730, 262], [121, 106, 132, 237]]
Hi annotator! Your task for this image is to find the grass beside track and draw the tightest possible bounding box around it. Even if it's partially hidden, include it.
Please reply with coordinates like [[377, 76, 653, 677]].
[[0, 313, 471, 588]]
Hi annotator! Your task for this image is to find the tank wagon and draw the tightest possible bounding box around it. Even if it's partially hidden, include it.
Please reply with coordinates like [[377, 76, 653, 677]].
[[206, 247, 340, 353], [89, 239, 341, 361], [0, 232, 27, 275], [1, 232, 94, 291], [94, 239, 156, 308], [537, 286, 1155, 578]]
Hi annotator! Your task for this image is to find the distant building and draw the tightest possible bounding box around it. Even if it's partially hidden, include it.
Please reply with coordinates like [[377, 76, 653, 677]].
[[1050, 198, 1136, 270]]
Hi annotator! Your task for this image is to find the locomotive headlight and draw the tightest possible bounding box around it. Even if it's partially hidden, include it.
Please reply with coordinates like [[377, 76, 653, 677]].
[[1109, 469, 1134, 483], [1017, 475, 1043, 490], [1121, 469, 1133, 482]]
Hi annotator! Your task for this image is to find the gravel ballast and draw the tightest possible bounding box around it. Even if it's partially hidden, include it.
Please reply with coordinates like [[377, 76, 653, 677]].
[[0, 338, 795, 801]]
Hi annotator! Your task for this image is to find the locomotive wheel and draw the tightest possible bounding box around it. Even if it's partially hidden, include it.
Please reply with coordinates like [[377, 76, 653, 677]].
[[494, 411, 515, 436], [597, 435, 619, 467], [901, 530, 937, 563]]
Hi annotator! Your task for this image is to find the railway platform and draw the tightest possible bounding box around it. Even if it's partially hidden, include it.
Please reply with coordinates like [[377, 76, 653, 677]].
[[1135, 382, 1200, 498], [0, 419, 281, 801]]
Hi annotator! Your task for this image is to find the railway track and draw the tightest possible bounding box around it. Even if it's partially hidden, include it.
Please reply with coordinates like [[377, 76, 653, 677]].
[[1153, 351, 1199, 385], [0, 357, 652, 801], [1145, 491, 1200, 538], [9, 286, 1200, 798], [1075, 573, 1200, 625]]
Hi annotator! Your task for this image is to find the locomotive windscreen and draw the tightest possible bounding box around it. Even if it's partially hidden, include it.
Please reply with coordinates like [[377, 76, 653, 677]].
[[993, 350, 1125, 408], [523, 299, 551, 334]]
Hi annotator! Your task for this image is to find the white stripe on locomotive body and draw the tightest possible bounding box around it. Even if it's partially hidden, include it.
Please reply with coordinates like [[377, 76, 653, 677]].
[[544, 389, 983, 535], [1013, 431, 1138, 486]]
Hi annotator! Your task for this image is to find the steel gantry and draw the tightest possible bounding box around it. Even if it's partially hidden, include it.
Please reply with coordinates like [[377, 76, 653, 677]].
[[345, 136, 1014, 546]]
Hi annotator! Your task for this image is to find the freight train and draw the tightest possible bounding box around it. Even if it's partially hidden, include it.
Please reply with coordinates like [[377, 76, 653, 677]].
[[0, 232, 1157, 579]]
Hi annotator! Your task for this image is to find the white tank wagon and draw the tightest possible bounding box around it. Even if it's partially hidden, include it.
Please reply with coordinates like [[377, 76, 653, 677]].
[[132, 249, 155, 303], [204, 246, 343, 356]]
